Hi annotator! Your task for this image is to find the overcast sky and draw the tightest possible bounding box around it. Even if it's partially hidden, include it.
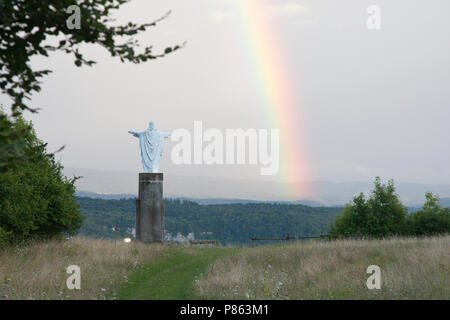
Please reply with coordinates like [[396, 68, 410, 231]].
[[2, 0, 449, 184]]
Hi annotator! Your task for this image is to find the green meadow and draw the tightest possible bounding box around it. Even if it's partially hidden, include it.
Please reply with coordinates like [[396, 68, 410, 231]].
[[0, 236, 448, 300]]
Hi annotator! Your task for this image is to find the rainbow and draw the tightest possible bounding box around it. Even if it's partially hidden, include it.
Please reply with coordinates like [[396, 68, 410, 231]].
[[235, 0, 312, 198]]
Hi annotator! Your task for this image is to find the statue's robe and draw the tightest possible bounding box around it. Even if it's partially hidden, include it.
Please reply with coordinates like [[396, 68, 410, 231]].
[[138, 129, 166, 173]]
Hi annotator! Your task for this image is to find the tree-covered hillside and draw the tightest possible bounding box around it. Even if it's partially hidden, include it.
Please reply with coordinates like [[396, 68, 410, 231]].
[[76, 197, 342, 245]]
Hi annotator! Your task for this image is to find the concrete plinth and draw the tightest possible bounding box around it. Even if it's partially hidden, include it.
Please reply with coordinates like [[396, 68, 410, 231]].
[[135, 173, 164, 243]]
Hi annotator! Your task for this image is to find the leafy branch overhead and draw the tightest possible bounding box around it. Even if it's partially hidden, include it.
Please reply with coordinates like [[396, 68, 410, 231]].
[[0, 0, 184, 114]]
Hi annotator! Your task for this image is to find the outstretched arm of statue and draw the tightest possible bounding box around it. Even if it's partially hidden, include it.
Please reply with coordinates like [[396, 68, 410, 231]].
[[128, 130, 140, 138], [162, 131, 171, 138]]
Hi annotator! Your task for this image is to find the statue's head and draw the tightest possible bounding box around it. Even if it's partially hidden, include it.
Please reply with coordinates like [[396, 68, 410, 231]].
[[148, 121, 155, 130]]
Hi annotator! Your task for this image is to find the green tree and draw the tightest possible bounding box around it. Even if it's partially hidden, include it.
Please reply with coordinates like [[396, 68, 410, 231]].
[[329, 177, 408, 238], [407, 192, 450, 236], [0, 0, 182, 114], [0, 111, 83, 246], [0, 107, 30, 171]]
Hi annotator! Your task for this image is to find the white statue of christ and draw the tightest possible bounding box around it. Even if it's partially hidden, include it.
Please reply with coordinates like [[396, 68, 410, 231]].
[[128, 121, 171, 173]]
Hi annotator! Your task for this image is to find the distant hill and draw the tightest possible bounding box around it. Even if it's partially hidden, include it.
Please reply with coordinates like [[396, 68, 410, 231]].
[[65, 167, 450, 206], [440, 198, 450, 207], [76, 191, 326, 207], [76, 197, 342, 245], [76, 190, 136, 200], [188, 198, 325, 207]]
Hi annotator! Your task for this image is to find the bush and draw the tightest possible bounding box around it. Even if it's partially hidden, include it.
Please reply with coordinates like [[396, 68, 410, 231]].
[[0, 226, 11, 247], [407, 192, 450, 236], [329, 177, 408, 238], [0, 113, 84, 244]]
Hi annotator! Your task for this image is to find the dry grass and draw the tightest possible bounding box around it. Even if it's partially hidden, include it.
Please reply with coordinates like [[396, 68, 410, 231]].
[[2, 236, 448, 300], [196, 236, 450, 300], [0, 237, 167, 300]]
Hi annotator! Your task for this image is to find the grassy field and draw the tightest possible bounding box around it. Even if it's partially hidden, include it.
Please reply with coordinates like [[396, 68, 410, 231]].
[[0, 237, 167, 299], [0, 236, 448, 300], [196, 236, 450, 299]]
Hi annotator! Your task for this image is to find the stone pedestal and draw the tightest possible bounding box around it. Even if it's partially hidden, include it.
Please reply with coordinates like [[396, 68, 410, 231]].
[[135, 173, 164, 243]]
